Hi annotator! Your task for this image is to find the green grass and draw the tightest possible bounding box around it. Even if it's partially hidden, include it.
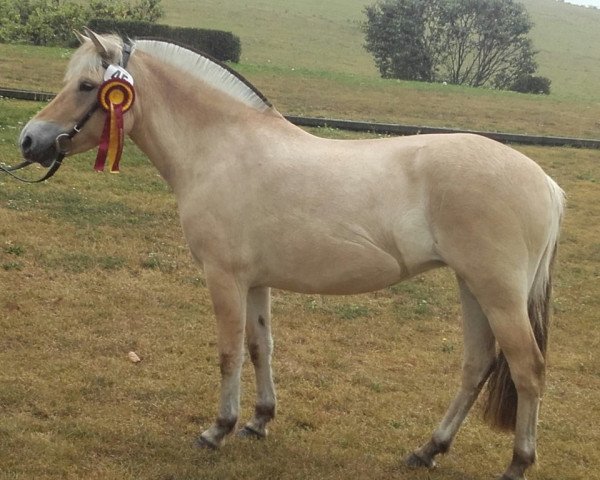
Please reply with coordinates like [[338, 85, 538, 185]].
[[522, 0, 600, 102], [0, 1, 599, 478], [161, 0, 374, 76]]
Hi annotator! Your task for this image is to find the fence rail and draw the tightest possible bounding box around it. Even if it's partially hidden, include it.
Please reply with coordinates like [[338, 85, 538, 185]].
[[286, 116, 600, 149], [3, 87, 599, 149], [1, 88, 56, 102]]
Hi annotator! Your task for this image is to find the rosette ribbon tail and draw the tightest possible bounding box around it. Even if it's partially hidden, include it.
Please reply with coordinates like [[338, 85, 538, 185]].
[[94, 103, 124, 173], [108, 103, 124, 173]]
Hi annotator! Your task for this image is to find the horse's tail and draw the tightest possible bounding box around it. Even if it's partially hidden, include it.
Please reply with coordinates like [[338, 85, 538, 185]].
[[483, 176, 565, 431]]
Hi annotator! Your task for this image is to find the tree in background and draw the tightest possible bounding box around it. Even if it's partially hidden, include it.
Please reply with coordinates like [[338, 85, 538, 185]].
[[363, 0, 551, 94], [362, 0, 435, 81], [0, 0, 164, 47]]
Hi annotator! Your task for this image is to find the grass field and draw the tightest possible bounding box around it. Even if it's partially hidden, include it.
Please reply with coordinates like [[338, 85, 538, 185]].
[[160, 0, 600, 102], [0, 0, 599, 479]]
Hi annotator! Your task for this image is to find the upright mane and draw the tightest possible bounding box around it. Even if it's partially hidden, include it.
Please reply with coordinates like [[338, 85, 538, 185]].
[[134, 39, 272, 113]]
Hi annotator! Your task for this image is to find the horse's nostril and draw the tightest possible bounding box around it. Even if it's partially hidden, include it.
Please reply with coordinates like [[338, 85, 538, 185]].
[[21, 135, 33, 152]]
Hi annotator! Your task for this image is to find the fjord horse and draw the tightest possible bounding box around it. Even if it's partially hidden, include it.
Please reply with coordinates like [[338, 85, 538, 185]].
[[19, 30, 564, 480]]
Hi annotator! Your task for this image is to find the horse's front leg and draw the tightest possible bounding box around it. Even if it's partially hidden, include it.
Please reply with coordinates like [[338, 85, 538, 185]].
[[238, 287, 276, 438], [197, 269, 247, 449]]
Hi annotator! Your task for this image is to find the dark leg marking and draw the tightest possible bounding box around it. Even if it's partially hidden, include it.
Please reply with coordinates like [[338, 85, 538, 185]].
[[500, 449, 536, 480], [255, 404, 276, 422], [258, 315, 266, 327], [195, 417, 237, 449], [216, 416, 238, 434], [237, 404, 276, 439], [248, 343, 260, 365], [219, 352, 235, 376]]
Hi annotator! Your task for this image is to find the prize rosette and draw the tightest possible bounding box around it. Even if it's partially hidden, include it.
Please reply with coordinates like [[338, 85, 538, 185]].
[[94, 78, 135, 173]]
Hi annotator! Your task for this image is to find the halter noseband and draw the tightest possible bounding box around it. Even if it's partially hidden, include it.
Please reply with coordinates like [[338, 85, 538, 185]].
[[0, 42, 133, 183]]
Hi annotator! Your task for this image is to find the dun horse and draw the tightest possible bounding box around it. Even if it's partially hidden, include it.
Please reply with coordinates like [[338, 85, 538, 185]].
[[19, 30, 564, 480]]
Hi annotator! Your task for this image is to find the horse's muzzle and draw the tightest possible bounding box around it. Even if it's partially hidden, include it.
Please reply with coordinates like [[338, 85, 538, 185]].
[[20, 120, 66, 167]]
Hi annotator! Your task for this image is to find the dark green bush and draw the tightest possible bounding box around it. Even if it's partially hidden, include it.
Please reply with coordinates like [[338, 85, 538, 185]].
[[510, 75, 551, 95], [88, 18, 241, 62]]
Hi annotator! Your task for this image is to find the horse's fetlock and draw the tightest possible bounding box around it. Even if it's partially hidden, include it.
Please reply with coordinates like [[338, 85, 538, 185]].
[[216, 416, 238, 434], [431, 437, 451, 455], [255, 403, 276, 422], [512, 448, 536, 468]]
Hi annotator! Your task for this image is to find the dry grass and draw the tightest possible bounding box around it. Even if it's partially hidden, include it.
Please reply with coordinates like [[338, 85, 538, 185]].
[[1, 96, 599, 479]]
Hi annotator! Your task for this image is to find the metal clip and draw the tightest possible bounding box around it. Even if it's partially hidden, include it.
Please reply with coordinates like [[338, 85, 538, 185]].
[[54, 133, 72, 155]]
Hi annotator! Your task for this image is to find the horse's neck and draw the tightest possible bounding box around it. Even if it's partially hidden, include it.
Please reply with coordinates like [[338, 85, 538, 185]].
[[128, 54, 281, 190]]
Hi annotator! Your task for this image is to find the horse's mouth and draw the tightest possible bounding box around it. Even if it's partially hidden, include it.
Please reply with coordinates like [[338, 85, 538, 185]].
[[25, 145, 59, 168], [20, 120, 65, 167]]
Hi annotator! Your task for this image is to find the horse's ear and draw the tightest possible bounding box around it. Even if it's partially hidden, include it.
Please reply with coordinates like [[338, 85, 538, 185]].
[[73, 30, 88, 45], [83, 27, 108, 58]]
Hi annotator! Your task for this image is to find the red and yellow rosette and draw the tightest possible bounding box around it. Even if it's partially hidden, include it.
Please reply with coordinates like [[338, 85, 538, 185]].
[[94, 78, 135, 173]]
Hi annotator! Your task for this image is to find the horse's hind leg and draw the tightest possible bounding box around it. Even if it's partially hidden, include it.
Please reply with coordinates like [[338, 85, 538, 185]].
[[238, 286, 277, 438], [483, 301, 545, 480], [406, 277, 496, 468]]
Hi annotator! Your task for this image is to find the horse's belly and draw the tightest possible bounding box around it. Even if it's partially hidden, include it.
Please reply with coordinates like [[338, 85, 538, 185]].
[[257, 240, 407, 295]]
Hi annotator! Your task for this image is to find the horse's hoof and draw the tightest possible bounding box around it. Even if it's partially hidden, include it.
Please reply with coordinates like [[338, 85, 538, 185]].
[[237, 425, 266, 439], [194, 435, 220, 450], [405, 452, 436, 469], [499, 476, 526, 480]]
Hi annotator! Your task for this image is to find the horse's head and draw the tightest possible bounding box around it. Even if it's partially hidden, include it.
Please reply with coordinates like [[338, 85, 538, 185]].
[[20, 29, 136, 167]]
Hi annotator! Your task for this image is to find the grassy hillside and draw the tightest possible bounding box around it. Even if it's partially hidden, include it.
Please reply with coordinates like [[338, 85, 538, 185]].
[[161, 0, 600, 103], [161, 0, 376, 76], [522, 0, 600, 101]]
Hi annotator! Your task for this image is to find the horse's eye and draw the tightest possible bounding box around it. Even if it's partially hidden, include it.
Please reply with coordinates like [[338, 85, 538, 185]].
[[79, 81, 96, 92]]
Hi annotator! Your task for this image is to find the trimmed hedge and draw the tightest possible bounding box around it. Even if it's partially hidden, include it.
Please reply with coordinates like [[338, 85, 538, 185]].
[[87, 19, 241, 62]]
